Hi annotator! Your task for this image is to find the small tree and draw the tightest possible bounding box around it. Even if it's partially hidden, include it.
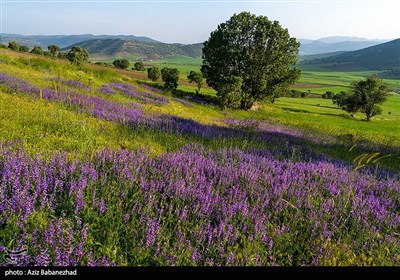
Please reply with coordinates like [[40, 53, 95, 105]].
[[161, 67, 180, 91], [113, 59, 130, 69], [8, 41, 20, 51], [19, 45, 29, 52], [57, 52, 67, 59], [300, 91, 310, 98], [352, 76, 389, 121], [66, 46, 89, 67], [30, 46, 44, 55], [133, 62, 145, 71], [290, 89, 301, 98], [187, 71, 204, 94], [333, 76, 389, 121], [0, 43, 6, 48], [147, 66, 161, 81], [322, 91, 334, 99], [48, 45, 60, 58]]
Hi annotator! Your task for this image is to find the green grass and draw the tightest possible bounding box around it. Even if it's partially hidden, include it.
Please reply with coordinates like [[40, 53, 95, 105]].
[[0, 90, 191, 157], [269, 95, 400, 146], [298, 66, 400, 90]]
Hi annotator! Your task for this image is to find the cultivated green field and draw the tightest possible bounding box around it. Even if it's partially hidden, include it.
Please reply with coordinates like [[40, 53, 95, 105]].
[[113, 55, 400, 96], [145, 55, 203, 74], [271, 95, 400, 145]]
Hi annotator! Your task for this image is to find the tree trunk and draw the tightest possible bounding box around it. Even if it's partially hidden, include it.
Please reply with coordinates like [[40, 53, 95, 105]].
[[240, 102, 253, 110]]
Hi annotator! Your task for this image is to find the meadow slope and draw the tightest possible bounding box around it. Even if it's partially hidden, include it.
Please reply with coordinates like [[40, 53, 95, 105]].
[[0, 49, 399, 266]]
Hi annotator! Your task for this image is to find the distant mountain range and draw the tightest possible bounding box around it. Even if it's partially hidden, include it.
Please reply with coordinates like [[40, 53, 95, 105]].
[[1, 34, 397, 65], [0, 33, 159, 48], [303, 39, 400, 70], [298, 36, 391, 55], [62, 39, 203, 59]]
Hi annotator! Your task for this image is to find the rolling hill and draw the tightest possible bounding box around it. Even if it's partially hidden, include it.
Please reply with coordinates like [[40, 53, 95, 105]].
[[62, 39, 203, 59], [298, 51, 348, 63], [0, 33, 159, 48], [0, 36, 43, 48], [306, 39, 400, 70]]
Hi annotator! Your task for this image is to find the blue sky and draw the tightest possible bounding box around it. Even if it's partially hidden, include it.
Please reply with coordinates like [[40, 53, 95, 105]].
[[1, 0, 399, 43]]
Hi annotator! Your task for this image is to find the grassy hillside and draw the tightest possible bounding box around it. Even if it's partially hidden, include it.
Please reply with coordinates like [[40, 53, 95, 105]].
[[307, 39, 400, 70], [63, 39, 203, 59], [1, 48, 399, 266]]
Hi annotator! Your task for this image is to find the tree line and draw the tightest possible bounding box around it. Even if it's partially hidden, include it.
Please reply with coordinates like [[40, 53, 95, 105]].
[[1, 41, 89, 67]]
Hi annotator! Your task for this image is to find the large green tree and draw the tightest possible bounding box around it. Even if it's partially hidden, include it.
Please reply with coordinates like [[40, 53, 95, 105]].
[[66, 46, 89, 67], [201, 12, 300, 109], [161, 67, 180, 91], [147, 66, 161, 81]]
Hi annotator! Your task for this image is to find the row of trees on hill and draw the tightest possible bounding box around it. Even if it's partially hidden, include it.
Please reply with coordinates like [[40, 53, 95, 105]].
[[145, 66, 205, 93], [1, 41, 62, 58], [1, 41, 89, 67], [146, 66, 180, 91], [111, 59, 146, 71]]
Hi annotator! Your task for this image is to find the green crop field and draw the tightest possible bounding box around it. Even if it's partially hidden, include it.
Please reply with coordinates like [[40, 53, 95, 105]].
[[104, 54, 400, 96], [143, 56, 203, 82], [271, 95, 400, 145]]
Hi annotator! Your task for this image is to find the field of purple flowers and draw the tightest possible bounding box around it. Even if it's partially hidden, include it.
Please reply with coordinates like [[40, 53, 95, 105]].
[[1, 143, 399, 266], [1, 66, 400, 266]]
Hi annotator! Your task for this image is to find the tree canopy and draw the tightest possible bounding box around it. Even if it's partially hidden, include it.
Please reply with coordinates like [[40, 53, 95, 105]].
[[48, 45, 61, 58], [161, 67, 180, 91], [19, 46, 30, 53], [147, 66, 161, 81], [66, 46, 89, 67], [8, 41, 20, 52], [134, 62, 145, 71], [113, 59, 130, 69], [187, 71, 204, 94], [201, 12, 300, 109], [30, 46, 44, 55], [333, 76, 389, 121]]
